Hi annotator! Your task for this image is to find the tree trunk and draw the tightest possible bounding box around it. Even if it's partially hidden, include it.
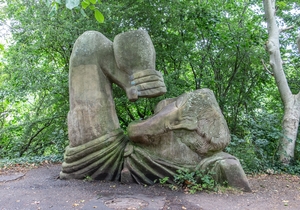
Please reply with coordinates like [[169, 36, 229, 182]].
[[281, 98, 300, 163], [263, 0, 300, 164]]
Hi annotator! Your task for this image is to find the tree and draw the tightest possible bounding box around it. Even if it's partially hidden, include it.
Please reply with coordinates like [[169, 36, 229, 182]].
[[47, 0, 104, 23], [263, 0, 300, 164], [0, 0, 99, 158], [2, 0, 297, 172], [0, 0, 273, 161], [106, 0, 271, 133]]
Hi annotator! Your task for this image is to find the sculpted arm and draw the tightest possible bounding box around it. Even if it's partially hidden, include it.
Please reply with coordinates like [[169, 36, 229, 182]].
[[103, 30, 166, 101]]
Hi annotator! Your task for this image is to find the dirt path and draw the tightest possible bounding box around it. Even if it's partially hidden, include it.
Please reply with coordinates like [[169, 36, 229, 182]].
[[1, 164, 300, 210]]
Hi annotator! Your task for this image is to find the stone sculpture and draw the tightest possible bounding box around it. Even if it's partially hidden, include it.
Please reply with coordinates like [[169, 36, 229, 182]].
[[60, 30, 251, 192]]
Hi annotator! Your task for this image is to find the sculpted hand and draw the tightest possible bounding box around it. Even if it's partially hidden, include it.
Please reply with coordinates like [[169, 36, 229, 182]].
[[131, 69, 166, 98], [113, 30, 166, 101]]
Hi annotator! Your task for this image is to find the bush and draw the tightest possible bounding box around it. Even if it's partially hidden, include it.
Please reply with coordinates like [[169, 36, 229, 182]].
[[173, 169, 217, 194], [226, 111, 285, 174]]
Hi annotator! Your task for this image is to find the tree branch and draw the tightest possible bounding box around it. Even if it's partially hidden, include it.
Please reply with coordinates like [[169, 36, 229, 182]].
[[19, 119, 53, 157], [189, 62, 199, 89], [263, 0, 292, 105], [279, 25, 295, 33], [261, 59, 274, 76]]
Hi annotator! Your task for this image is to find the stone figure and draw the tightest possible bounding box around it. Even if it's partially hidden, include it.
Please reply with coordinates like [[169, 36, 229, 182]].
[[60, 30, 251, 192], [60, 30, 165, 181]]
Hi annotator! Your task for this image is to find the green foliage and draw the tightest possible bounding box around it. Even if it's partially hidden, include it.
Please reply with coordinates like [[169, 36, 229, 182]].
[[0, 0, 299, 172], [173, 169, 217, 194], [0, 154, 63, 168], [226, 110, 285, 173], [0, 0, 92, 159], [47, 0, 104, 23], [273, 160, 300, 175], [154, 176, 169, 185], [81, 0, 104, 23], [94, 8, 104, 23], [107, 0, 272, 135], [83, 175, 94, 182]]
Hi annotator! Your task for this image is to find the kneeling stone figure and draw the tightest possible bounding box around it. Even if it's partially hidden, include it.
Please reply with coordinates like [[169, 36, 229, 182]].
[[60, 29, 251, 192]]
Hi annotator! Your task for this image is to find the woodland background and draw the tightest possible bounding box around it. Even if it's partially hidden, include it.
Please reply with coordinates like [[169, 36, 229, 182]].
[[0, 0, 299, 174]]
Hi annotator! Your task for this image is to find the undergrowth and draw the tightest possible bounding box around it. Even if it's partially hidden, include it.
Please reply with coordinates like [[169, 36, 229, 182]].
[[0, 154, 63, 168], [155, 169, 220, 194], [173, 169, 218, 194], [226, 112, 300, 176]]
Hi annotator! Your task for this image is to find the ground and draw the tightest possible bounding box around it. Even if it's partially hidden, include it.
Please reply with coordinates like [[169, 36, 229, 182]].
[[1, 163, 300, 210]]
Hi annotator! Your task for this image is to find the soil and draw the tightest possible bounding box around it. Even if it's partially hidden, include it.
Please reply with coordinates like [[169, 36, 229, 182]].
[[1, 163, 300, 210]]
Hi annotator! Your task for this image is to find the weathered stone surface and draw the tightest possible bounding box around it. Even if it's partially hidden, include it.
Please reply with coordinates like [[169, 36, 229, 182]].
[[113, 30, 166, 100], [199, 152, 251, 192], [113, 30, 156, 76], [61, 29, 251, 192], [61, 29, 166, 181], [126, 89, 251, 191], [68, 31, 120, 147], [60, 129, 127, 180], [128, 89, 230, 156]]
